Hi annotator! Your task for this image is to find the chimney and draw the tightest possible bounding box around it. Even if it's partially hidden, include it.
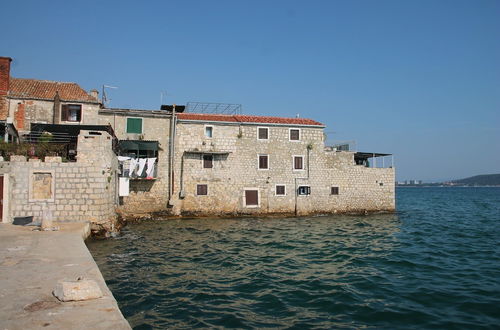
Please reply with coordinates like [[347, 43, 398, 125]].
[[90, 89, 99, 102], [0, 57, 12, 96], [0, 57, 12, 120]]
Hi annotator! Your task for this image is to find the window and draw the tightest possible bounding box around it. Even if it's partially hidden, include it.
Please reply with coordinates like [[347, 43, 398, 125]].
[[275, 185, 286, 196], [244, 189, 259, 207], [258, 154, 269, 169], [331, 186, 339, 195], [196, 184, 208, 196], [293, 156, 304, 170], [205, 126, 213, 138], [297, 186, 311, 195], [258, 127, 269, 140], [126, 118, 143, 134], [289, 128, 300, 141], [203, 155, 213, 168], [61, 104, 82, 122]]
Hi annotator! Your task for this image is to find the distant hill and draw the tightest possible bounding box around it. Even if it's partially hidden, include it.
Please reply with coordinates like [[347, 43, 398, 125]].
[[452, 174, 500, 186]]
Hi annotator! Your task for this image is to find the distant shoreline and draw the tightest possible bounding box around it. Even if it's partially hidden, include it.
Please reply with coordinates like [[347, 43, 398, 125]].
[[396, 185, 500, 188]]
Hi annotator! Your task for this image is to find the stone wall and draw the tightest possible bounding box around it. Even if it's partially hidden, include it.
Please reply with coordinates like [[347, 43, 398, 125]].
[[7, 98, 100, 132], [0, 130, 119, 232], [172, 121, 395, 216], [98, 109, 171, 215]]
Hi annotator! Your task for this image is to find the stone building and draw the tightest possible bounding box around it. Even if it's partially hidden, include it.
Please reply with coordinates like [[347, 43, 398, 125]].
[[170, 113, 395, 216], [98, 108, 171, 215], [0, 56, 100, 135]]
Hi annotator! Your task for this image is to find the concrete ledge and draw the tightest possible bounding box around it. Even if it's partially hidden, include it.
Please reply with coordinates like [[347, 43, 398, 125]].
[[0, 223, 130, 329]]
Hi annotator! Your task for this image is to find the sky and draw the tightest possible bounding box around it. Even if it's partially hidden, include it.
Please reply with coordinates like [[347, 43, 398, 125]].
[[2, 0, 499, 181]]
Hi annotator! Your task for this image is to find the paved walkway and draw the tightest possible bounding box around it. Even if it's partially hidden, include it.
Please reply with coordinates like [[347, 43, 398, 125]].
[[0, 223, 130, 329]]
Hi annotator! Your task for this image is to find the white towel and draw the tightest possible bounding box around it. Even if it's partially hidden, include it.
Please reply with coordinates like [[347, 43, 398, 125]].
[[146, 158, 156, 177], [118, 156, 131, 162], [129, 158, 138, 177], [137, 158, 147, 177], [119, 177, 130, 196]]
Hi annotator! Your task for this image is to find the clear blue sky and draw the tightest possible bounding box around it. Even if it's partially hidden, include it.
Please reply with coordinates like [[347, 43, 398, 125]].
[[2, 0, 499, 181]]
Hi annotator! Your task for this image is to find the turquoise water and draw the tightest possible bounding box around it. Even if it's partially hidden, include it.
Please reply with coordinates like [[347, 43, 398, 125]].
[[87, 187, 500, 329]]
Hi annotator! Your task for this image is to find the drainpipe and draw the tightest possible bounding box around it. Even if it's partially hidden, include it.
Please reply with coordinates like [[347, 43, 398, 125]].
[[168, 105, 177, 206]]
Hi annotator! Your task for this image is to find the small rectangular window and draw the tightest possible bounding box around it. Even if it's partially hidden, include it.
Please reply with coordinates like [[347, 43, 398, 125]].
[[126, 118, 143, 134], [293, 156, 304, 170], [290, 128, 300, 141], [258, 155, 269, 169], [196, 184, 208, 196], [245, 189, 259, 206], [205, 126, 213, 138], [61, 104, 82, 122], [331, 186, 339, 195], [203, 155, 213, 168], [298, 186, 310, 195], [258, 127, 269, 140], [276, 185, 286, 196]]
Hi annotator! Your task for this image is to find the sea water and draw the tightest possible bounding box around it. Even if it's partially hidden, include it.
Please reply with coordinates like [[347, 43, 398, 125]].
[[87, 187, 500, 329]]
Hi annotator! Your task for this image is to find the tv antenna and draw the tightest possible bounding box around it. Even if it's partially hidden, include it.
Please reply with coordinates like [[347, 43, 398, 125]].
[[160, 91, 168, 106], [102, 85, 118, 107]]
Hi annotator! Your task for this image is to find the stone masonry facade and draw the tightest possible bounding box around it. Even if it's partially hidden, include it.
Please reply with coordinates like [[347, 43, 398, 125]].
[[0, 130, 118, 232], [98, 109, 171, 215], [171, 120, 395, 216]]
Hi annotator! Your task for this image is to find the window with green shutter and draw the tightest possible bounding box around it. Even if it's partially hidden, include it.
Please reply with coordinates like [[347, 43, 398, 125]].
[[126, 118, 143, 134]]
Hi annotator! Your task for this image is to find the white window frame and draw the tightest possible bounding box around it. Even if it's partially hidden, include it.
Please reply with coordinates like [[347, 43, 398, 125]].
[[258, 154, 269, 170], [61, 103, 83, 123], [275, 184, 286, 196], [257, 126, 269, 141], [289, 128, 301, 141], [292, 155, 305, 171], [204, 125, 214, 138], [243, 188, 260, 208], [196, 184, 208, 196], [126, 117, 144, 134], [297, 185, 311, 197]]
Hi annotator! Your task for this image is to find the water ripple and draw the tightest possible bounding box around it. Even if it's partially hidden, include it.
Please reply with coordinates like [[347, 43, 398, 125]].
[[88, 187, 500, 329]]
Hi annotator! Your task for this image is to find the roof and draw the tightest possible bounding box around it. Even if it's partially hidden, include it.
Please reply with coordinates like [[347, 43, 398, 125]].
[[177, 113, 324, 126], [9, 78, 98, 103]]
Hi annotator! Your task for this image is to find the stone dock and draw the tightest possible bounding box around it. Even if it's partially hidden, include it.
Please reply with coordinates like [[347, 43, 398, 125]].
[[0, 223, 130, 329]]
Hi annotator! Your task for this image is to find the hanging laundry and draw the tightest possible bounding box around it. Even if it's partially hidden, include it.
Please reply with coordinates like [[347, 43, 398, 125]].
[[146, 158, 156, 178], [137, 158, 147, 177], [117, 156, 131, 162], [119, 177, 130, 196], [129, 158, 138, 177]]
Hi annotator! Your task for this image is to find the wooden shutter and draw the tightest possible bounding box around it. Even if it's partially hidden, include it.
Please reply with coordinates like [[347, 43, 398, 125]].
[[290, 129, 300, 140], [197, 184, 208, 195], [61, 104, 68, 121], [258, 128, 268, 139], [245, 190, 258, 206], [259, 155, 268, 169], [294, 156, 303, 169], [203, 155, 213, 168], [276, 185, 285, 195], [127, 118, 142, 134]]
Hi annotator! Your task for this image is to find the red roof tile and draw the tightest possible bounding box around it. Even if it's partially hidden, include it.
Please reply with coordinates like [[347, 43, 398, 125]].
[[9, 78, 97, 103], [177, 113, 324, 126]]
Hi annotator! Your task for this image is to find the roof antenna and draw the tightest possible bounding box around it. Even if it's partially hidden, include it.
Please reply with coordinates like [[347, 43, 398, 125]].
[[296, 113, 300, 118], [102, 85, 118, 107], [161, 91, 167, 106]]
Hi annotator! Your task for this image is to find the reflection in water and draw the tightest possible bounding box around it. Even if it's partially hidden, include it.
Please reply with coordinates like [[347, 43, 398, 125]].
[[88, 188, 500, 329]]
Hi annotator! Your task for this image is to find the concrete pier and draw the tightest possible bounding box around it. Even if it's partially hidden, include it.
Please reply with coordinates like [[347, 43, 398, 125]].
[[0, 223, 130, 329]]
